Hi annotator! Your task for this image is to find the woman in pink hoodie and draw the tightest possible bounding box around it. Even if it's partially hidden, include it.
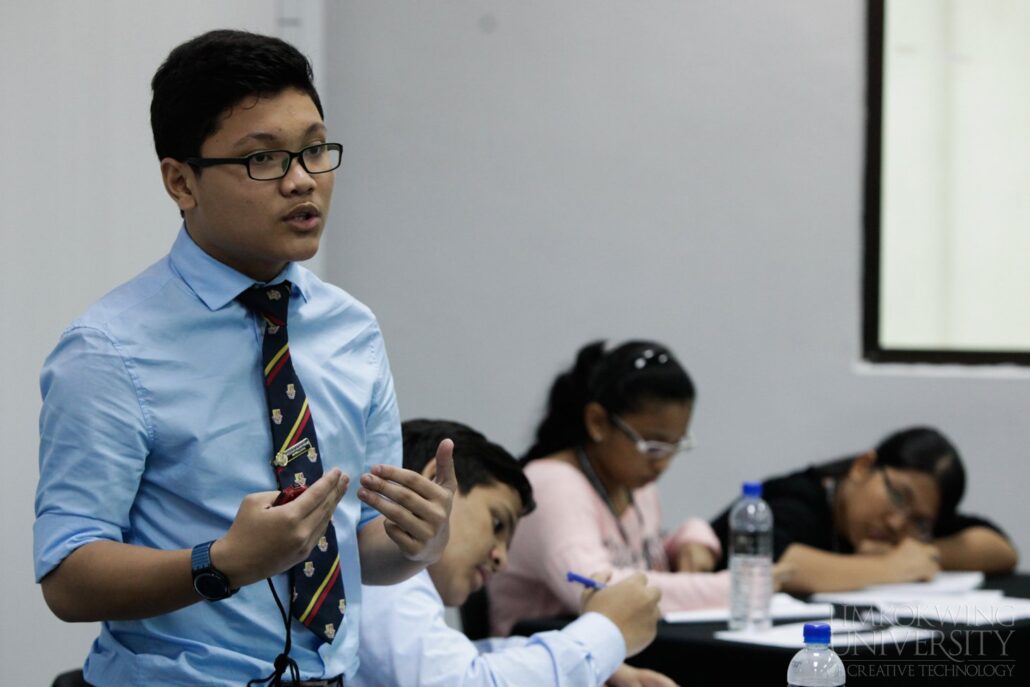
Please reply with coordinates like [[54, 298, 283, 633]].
[[489, 340, 729, 636]]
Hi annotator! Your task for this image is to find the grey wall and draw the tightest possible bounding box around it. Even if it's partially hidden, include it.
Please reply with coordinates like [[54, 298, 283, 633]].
[[4, 0, 1027, 683], [321, 0, 1028, 565]]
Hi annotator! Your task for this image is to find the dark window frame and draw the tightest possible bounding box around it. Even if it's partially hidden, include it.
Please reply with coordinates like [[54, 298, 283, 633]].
[[862, 0, 1030, 366]]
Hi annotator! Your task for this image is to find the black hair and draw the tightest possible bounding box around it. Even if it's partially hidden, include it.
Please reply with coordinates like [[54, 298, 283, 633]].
[[816, 426, 967, 526], [874, 426, 966, 523], [150, 29, 324, 162], [523, 340, 696, 462], [402, 419, 535, 514]]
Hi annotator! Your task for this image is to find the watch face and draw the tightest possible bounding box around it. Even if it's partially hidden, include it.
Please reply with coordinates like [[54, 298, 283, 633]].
[[194, 571, 230, 600]]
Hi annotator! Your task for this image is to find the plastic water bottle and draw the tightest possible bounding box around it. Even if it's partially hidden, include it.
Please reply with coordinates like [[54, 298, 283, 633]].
[[787, 623, 846, 686], [729, 481, 773, 631]]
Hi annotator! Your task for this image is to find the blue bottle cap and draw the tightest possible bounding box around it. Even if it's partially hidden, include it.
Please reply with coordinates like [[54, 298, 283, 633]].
[[742, 481, 763, 498], [804, 622, 831, 644]]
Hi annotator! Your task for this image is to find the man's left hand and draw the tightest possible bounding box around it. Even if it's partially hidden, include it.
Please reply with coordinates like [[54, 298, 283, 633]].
[[358, 439, 457, 563]]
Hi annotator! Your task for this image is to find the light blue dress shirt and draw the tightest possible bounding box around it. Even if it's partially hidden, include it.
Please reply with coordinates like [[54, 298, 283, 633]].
[[34, 227, 402, 686], [353, 571, 626, 687]]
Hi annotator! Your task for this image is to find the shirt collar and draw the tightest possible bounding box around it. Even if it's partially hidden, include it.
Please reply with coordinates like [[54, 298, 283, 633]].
[[168, 225, 310, 310]]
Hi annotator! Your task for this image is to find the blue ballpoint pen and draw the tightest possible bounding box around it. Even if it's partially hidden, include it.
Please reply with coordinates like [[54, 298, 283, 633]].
[[566, 571, 606, 590]]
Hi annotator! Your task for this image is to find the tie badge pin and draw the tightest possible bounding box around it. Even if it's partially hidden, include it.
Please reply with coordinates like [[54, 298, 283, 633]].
[[294, 472, 308, 488], [307, 446, 318, 462], [267, 323, 280, 335], [324, 623, 336, 640], [271, 409, 283, 425], [286, 383, 296, 399], [339, 599, 347, 615], [267, 289, 282, 301], [318, 536, 329, 553], [275, 438, 312, 468], [304, 561, 315, 578]]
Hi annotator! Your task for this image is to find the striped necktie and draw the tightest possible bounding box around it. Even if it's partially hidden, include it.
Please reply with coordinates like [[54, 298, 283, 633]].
[[237, 281, 345, 645]]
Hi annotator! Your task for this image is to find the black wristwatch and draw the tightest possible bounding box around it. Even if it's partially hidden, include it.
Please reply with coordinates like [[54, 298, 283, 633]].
[[191, 540, 237, 601]]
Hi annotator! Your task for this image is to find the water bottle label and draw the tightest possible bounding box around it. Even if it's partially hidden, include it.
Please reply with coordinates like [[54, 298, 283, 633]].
[[733, 531, 765, 556]]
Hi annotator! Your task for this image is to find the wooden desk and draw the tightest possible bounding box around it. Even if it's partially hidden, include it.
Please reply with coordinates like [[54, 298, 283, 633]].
[[514, 574, 1030, 686]]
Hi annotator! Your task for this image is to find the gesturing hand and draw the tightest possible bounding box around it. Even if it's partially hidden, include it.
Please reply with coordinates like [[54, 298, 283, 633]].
[[358, 439, 457, 563]]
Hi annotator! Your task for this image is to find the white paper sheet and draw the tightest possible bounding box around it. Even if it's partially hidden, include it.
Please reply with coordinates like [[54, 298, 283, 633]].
[[664, 593, 833, 623], [810, 571, 986, 605], [808, 572, 1029, 627]]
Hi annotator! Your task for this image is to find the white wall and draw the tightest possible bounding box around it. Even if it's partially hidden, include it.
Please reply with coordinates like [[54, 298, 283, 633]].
[[321, 0, 1028, 581], [3, 0, 1028, 683]]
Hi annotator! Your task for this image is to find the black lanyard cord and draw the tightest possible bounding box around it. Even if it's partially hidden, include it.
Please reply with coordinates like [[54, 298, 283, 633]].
[[575, 445, 656, 570], [247, 571, 300, 687]]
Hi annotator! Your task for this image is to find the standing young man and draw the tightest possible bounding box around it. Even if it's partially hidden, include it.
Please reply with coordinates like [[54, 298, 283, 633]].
[[354, 419, 678, 687], [34, 30, 455, 686]]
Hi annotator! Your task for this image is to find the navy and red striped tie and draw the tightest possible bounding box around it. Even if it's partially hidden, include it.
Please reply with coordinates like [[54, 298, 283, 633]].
[[237, 281, 345, 644]]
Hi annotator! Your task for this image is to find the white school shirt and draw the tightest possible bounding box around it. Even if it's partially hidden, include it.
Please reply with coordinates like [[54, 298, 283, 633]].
[[353, 570, 626, 687]]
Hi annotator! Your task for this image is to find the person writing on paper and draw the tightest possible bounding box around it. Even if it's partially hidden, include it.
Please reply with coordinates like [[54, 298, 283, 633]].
[[489, 340, 728, 637], [710, 426, 1018, 594], [355, 419, 677, 687]]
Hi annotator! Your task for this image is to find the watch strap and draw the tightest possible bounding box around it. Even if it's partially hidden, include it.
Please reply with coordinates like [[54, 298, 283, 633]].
[[191, 540, 215, 573], [191, 540, 237, 600]]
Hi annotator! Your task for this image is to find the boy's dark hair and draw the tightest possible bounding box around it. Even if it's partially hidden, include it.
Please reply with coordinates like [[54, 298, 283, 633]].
[[402, 419, 535, 514], [523, 340, 696, 462], [150, 29, 323, 161]]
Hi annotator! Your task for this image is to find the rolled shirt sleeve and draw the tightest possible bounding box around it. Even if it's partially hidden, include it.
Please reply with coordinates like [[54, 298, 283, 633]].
[[357, 329, 402, 530], [35, 326, 151, 581]]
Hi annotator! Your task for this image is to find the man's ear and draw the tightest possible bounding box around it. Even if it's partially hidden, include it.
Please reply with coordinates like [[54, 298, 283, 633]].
[[160, 158, 198, 212], [583, 401, 610, 443]]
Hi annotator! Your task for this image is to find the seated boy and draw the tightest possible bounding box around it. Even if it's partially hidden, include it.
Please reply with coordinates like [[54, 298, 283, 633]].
[[354, 419, 677, 687]]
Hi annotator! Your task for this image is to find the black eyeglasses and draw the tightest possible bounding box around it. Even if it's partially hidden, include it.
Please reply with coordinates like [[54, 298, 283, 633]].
[[880, 467, 934, 541], [186, 143, 342, 181]]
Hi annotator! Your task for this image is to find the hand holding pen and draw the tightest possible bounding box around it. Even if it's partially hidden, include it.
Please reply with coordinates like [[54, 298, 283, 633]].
[[567, 569, 662, 657], [566, 571, 607, 590]]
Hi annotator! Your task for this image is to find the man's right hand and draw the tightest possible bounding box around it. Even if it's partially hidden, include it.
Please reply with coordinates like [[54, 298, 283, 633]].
[[212, 468, 349, 588], [582, 571, 662, 657]]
